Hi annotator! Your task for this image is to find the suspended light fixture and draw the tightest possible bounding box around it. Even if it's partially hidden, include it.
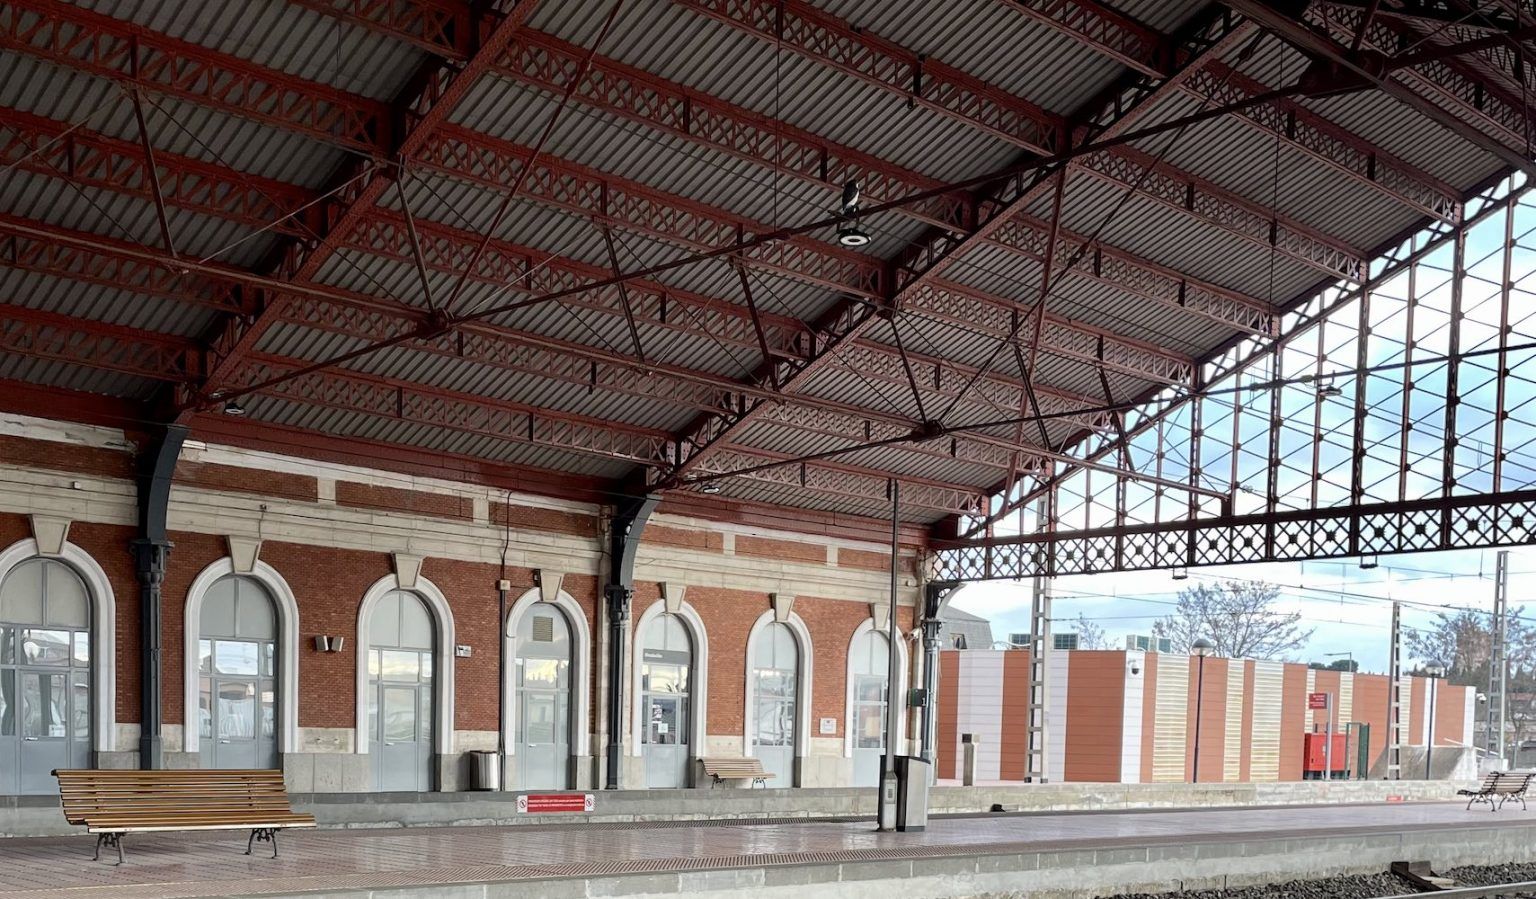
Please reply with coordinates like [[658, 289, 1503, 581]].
[[1316, 378, 1343, 398], [836, 180, 871, 248], [221, 399, 246, 416], [697, 481, 722, 495]]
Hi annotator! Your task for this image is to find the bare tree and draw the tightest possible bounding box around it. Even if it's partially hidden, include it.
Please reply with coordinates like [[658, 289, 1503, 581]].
[[1073, 613, 1111, 650], [1151, 580, 1313, 660]]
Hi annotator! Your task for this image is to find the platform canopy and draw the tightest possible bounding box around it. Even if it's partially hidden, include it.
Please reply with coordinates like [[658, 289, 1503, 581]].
[[0, 0, 1531, 566]]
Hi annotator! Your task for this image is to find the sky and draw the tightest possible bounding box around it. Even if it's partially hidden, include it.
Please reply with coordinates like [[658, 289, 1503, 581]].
[[948, 545, 1534, 676]]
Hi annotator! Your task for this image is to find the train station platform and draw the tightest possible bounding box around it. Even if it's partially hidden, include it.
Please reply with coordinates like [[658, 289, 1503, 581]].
[[2, 800, 1533, 899]]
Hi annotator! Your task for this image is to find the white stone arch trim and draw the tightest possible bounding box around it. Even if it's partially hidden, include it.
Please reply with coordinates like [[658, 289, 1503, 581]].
[[741, 609, 813, 757], [181, 559, 301, 754], [355, 574, 456, 755], [629, 599, 710, 757], [0, 539, 117, 753], [843, 618, 909, 758], [502, 587, 592, 762]]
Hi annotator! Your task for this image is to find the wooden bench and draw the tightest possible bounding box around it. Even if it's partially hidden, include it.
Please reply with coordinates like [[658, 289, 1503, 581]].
[[53, 769, 315, 864], [1457, 771, 1533, 811], [700, 757, 774, 789]]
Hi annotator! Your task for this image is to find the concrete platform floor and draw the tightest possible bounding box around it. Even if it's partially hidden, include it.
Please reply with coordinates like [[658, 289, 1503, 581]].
[[0, 801, 1531, 899]]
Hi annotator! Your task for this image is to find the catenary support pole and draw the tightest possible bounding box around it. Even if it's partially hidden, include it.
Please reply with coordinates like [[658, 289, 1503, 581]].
[[1491, 549, 1509, 762], [1387, 601, 1403, 780], [132, 424, 187, 770], [603, 494, 659, 789], [885, 480, 902, 769]]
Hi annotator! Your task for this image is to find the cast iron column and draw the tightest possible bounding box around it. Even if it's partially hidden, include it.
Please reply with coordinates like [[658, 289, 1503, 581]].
[[919, 581, 957, 766], [133, 425, 187, 770], [603, 494, 659, 790]]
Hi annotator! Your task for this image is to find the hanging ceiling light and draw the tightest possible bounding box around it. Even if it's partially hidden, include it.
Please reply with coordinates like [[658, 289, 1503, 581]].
[[697, 481, 722, 494], [836, 180, 871, 248], [221, 399, 246, 416]]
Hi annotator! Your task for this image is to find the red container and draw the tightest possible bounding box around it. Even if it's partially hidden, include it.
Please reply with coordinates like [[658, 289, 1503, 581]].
[[1303, 733, 1348, 773]]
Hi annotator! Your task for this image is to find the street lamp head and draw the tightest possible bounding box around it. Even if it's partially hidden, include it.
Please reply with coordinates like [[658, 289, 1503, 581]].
[[1425, 660, 1446, 678], [1191, 638, 1216, 658]]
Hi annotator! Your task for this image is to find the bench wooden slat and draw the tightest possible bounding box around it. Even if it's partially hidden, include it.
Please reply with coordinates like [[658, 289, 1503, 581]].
[[53, 768, 314, 861]]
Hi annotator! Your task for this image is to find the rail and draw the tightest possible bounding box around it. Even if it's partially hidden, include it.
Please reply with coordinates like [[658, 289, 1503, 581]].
[[1379, 882, 1536, 898]]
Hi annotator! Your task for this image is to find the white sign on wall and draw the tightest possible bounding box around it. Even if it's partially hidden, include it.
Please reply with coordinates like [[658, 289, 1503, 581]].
[[819, 717, 836, 735]]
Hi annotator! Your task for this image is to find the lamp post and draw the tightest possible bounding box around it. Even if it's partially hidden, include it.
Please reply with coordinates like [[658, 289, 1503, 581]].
[[1191, 638, 1216, 783], [1424, 660, 1445, 780]]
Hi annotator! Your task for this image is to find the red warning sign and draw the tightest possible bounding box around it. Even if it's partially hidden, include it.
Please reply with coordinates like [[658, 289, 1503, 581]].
[[1308, 692, 1329, 710], [517, 793, 594, 814]]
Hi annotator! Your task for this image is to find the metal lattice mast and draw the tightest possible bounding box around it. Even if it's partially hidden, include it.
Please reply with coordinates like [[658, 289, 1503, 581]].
[[1025, 493, 1054, 782], [1387, 600, 1402, 780], [1491, 550, 1510, 761]]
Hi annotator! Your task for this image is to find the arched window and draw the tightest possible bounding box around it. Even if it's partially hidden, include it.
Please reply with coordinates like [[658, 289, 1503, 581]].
[[750, 622, 800, 785], [512, 606, 571, 790], [366, 590, 437, 792], [848, 626, 893, 787], [197, 576, 278, 769], [640, 613, 692, 788], [1, 558, 91, 794]]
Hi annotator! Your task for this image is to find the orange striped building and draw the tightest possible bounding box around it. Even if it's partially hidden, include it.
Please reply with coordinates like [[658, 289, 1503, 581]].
[[936, 650, 1476, 783]]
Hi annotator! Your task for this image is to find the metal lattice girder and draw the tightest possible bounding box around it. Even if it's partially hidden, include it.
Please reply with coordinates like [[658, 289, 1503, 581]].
[[676, 0, 1370, 279], [0, 102, 1195, 387], [1312, 0, 1530, 32], [1304, 5, 1535, 154], [415, 125, 884, 299], [994, 0, 1170, 75], [0, 209, 1068, 481], [988, 212, 1278, 334], [0, 224, 245, 315], [287, 0, 470, 58], [269, 294, 1063, 475], [1181, 61, 1463, 224], [662, 10, 1261, 480], [233, 351, 984, 511], [932, 488, 1536, 580], [340, 211, 1110, 428], [487, 26, 1271, 340], [677, 0, 1066, 153], [0, 107, 324, 237], [195, 0, 542, 406], [905, 281, 1195, 385], [0, 301, 198, 381], [1252, 2, 1536, 177], [1074, 144, 1367, 280], [693, 447, 991, 516], [0, 0, 392, 154], [498, 28, 968, 229], [235, 352, 675, 465]]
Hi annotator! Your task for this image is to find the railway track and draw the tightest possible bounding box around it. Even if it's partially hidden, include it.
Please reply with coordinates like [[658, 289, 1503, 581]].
[[1379, 883, 1536, 898]]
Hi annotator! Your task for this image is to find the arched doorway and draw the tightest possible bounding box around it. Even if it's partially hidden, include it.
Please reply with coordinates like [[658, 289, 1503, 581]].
[[749, 621, 800, 786], [513, 606, 571, 789], [640, 613, 692, 788], [366, 590, 436, 791], [0, 557, 92, 794], [196, 576, 278, 769], [848, 627, 892, 787]]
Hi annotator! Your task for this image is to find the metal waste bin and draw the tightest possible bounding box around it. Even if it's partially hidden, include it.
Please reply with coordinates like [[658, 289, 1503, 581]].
[[468, 750, 500, 791], [895, 756, 930, 832]]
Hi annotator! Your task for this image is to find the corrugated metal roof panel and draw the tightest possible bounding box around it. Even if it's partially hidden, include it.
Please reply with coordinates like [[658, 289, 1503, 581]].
[[75, 0, 423, 100]]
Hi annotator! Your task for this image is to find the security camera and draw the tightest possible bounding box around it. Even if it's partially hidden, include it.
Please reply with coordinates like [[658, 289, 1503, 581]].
[[1130, 663, 1142, 676]]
